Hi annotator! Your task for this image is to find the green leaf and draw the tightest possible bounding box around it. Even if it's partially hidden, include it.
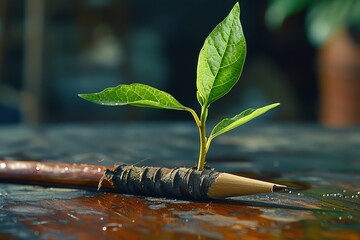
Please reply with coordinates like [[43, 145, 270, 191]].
[[78, 83, 188, 111], [209, 103, 280, 140], [196, 2, 246, 106]]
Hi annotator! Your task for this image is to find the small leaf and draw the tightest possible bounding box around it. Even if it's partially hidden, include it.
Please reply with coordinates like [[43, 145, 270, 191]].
[[79, 83, 188, 111], [209, 103, 280, 140], [196, 2, 246, 106]]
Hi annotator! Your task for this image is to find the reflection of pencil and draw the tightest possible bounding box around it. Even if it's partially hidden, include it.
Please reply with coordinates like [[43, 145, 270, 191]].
[[0, 160, 287, 200]]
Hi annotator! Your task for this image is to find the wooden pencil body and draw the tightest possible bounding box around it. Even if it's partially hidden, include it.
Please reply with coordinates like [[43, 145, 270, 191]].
[[0, 160, 281, 200], [0, 160, 113, 189], [207, 173, 275, 198]]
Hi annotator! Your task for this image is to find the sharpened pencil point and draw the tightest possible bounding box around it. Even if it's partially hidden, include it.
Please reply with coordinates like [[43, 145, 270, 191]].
[[272, 185, 291, 192]]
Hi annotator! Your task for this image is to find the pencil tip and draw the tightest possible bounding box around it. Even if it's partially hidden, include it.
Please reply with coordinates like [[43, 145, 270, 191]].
[[272, 185, 290, 192]]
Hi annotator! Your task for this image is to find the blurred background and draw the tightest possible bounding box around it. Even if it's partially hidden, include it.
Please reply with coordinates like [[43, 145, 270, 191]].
[[0, 0, 359, 127]]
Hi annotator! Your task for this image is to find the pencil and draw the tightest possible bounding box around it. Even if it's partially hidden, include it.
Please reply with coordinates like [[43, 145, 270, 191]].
[[0, 160, 287, 200], [0, 160, 114, 190]]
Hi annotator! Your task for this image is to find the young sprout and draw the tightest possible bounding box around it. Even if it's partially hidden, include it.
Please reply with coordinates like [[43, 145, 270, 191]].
[[79, 3, 280, 171]]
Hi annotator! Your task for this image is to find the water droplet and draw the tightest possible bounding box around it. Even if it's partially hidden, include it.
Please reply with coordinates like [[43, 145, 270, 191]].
[[100, 217, 104, 221], [0, 163, 6, 169], [103, 223, 122, 231], [97, 168, 102, 173], [65, 167, 69, 171]]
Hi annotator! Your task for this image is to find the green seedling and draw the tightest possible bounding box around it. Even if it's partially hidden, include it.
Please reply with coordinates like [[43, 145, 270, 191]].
[[79, 3, 280, 171]]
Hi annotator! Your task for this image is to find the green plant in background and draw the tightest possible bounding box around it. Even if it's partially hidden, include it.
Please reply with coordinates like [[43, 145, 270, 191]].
[[79, 3, 280, 171], [266, 0, 360, 47]]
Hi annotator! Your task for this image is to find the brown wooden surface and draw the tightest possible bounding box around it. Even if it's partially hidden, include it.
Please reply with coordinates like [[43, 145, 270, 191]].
[[0, 123, 359, 239]]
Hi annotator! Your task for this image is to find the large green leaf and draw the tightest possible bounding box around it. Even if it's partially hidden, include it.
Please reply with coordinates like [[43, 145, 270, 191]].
[[209, 103, 280, 140], [196, 2, 246, 106], [78, 83, 188, 111]]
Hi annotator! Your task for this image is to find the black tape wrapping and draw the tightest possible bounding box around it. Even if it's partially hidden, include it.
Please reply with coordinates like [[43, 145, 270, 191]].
[[104, 165, 220, 200]]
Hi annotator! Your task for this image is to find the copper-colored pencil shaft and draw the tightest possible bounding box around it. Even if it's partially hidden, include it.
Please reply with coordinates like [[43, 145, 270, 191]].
[[0, 160, 286, 199], [0, 160, 114, 189]]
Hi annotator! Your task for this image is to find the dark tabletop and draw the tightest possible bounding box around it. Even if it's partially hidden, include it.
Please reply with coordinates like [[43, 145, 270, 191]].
[[0, 122, 359, 239]]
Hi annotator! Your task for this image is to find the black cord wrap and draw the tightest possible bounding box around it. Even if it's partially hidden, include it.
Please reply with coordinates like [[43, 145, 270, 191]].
[[104, 165, 220, 200]]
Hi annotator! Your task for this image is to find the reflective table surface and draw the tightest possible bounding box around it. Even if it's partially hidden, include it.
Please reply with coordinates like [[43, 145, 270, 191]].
[[0, 122, 359, 239]]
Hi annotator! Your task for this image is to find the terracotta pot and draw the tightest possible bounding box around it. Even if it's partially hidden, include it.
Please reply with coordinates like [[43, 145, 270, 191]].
[[318, 29, 360, 128]]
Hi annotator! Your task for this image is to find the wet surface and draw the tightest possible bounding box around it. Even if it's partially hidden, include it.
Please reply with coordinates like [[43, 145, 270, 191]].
[[0, 122, 359, 239]]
